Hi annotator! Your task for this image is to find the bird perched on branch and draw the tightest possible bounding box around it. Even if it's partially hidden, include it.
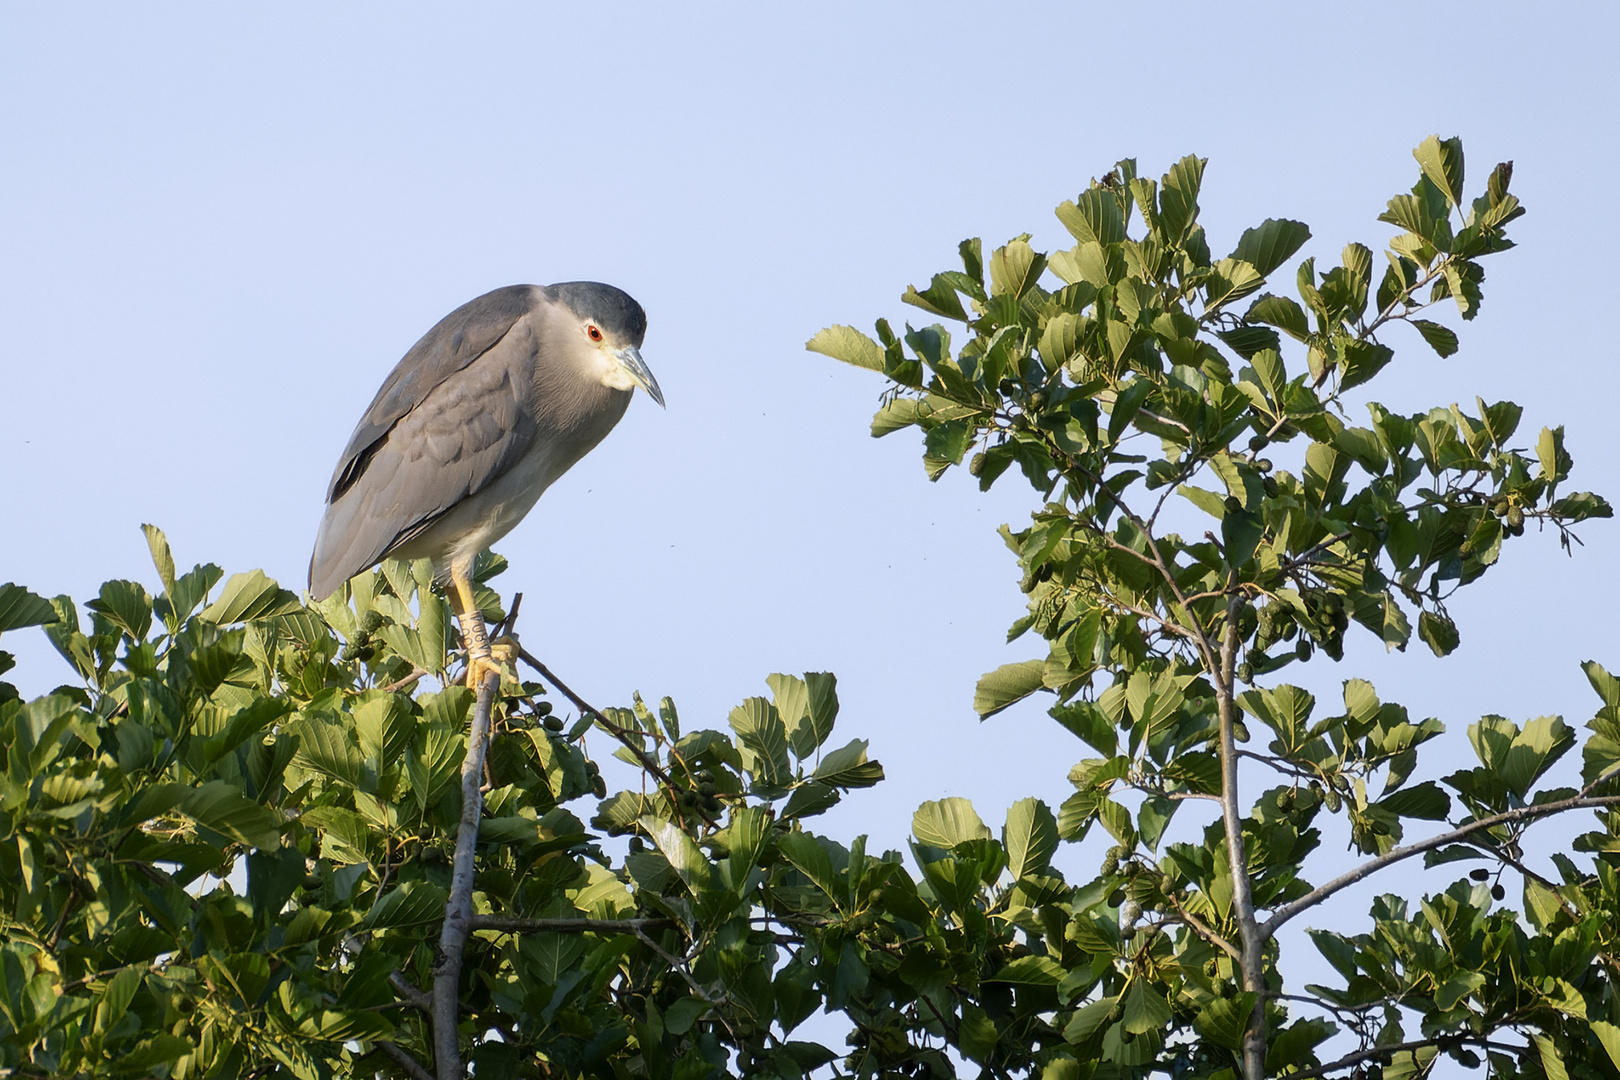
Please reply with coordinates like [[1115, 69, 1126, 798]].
[[309, 282, 663, 686]]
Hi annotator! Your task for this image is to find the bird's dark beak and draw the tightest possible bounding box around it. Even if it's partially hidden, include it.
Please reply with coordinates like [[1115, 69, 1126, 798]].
[[615, 345, 664, 408]]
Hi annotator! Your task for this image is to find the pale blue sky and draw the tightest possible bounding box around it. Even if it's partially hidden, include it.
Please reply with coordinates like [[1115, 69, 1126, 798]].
[[3, 3, 1616, 1062]]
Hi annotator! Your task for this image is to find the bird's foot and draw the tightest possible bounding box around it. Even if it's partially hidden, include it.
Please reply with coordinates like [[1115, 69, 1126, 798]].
[[464, 637, 518, 690]]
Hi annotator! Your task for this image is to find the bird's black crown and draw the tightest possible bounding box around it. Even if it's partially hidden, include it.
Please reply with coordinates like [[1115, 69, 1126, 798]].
[[548, 281, 647, 345]]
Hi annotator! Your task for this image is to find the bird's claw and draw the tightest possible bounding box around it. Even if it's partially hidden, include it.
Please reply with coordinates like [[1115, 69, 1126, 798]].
[[464, 637, 518, 689]]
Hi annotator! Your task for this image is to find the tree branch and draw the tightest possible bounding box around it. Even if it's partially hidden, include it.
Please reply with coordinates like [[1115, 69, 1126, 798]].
[[379, 667, 430, 694], [389, 970, 431, 1013], [516, 646, 715, 826], [1262, 793, 1620, 939], [1214, 583, 1266, 1080], [375, 1039, 435, 1080], [517, 647, 665, 782], [1581, 759, 1620, 798], [632, 926, 737, 1041], [1037, 435, 1223, 671], [1284, 1034, 1525, 1080], [430, 667, 498, 1079], [1165, 894, 1242, 962]]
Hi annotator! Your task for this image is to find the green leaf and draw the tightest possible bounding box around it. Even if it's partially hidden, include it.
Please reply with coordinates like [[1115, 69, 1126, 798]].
[[0, 583, 58, 634], [1418, 611, 1460, 657], [974, 659, 1047, 718], [903, 274, 968, 321], [958, 1005, 1000, 1064], [1237, 684, 1316, 753], [728, 697, 790, 785], [1056, 188, 1126, 247], [665, 997, 708, 1037], [1413, 134, 1465, 207], [1339, 340, 1393, 390], [1222, 509, 1263, 567], [777, 832, 841, 906], [1003, 797, 1058, 881], [1409, 318, 1458, 357], [1204, 258, 1264, 313], [1158, 155, 1206, 241], [1040, 311, 1087, 369], [141, 523, 177, 595], [1122, 979, 1172, 1035], [812, 739, 883, 789], [1538, 426, 1570, 484], [780, 782, 840, 820], [1502, 715, 1576, 797], [1178, 485, 1229, 520], [1534, 1033, 1569, 1080], [1590, 1022, 1620, 1073], [1377, 781, 1449, 820], [200, 570, 301, 624], [364, 880, 448, 928], [771, 671, 837, 759], [183, 780, 282, 849], [118, 1035, 194, 1073], [767, 673, 814, 759], [1246, 294, 1310, 341], [806, 325, 884, 372], [203, 697, 292, 767], [352, 692, 417, 766], [871, 398, 924, 437], [1065, 995, 1119, 1043], [88, 579, 153, 641], [990, 239, 1047, 299], [805, 672, 839, 748], [1381, 592, 1411, 652], [1584, 660, 1620, 709], [1231, 218, 1311, 277], [913, 797, 991, 849], [640, 816, 714, 898], [1433, 970, 1483, 1012], [295, 720, 366, 789], [986, 955, 1063, 986], [1194, 993, 1256, 1050]]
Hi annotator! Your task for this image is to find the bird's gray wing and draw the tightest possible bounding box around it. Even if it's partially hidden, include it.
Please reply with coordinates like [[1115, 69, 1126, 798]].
[[308, 293, 544, 596], [325, 285, 538, 503]]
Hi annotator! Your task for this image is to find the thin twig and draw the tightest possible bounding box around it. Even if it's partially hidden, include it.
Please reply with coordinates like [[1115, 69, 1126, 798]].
[[1155, 790, 1222, 803], [516, 646, 713, 826], [1165, 894, 1242, 962], [389, 970, 431, 1013], [59, 964, 148, 995], [1581, 759, 1620, 798], [1493, 851, 1579, 920], [375, 1039, 435, 1080], [492, 591, 522, 639], [1284, 1034, 1525, 1080], [632, 926, 737, 1041], [516, 648, 667, 783], [45, 884, 82, 951], [1236, 749, 1319, 782], [1262, 793, 1620, 939], [380, 667, 430, 694]]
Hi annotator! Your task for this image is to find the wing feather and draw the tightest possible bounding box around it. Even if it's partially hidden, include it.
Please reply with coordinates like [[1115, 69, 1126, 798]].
[[326, 285, 539, 502], [308, 294, 543, 597]]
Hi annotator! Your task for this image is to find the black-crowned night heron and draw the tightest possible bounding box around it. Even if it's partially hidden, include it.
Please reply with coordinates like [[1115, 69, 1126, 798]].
[[308, 282, 662, 685]]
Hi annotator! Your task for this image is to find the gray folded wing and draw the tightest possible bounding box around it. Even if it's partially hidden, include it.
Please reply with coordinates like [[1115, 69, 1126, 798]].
[[309, 287, 542, 597]]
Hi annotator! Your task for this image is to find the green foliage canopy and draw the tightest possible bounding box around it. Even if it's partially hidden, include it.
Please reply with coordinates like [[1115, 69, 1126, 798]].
[[2, 137, 1619, 1080]]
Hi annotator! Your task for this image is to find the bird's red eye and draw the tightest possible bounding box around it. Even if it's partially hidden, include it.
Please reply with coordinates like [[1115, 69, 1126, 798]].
[[587, 325, 603, 342]]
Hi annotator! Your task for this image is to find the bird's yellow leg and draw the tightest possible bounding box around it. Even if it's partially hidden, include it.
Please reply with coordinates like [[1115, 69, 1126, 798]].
[[451, 567, 514, 689]]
